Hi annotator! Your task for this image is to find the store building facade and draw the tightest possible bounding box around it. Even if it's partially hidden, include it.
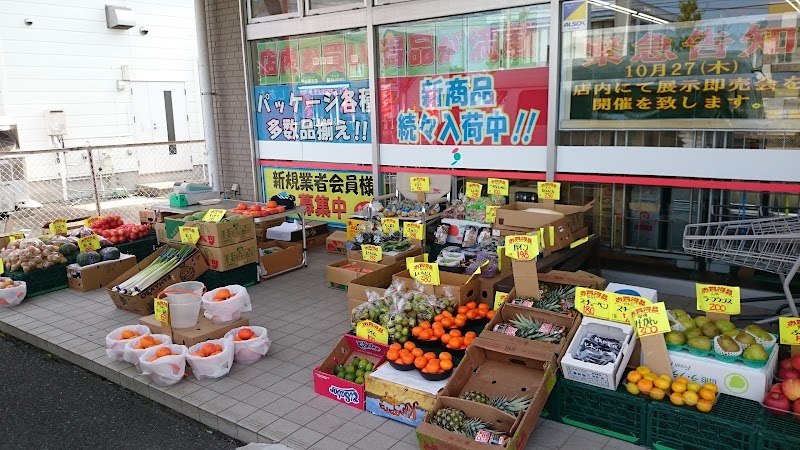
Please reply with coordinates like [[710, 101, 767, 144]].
[[204, 0, 800, 274]]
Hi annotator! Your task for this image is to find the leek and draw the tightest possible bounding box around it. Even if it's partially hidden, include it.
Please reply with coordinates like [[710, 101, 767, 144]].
[[113, 245, 195, 294]]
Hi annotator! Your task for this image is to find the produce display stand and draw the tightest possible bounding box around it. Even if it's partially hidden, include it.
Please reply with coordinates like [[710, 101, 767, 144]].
[[150, 201, 308, 280]]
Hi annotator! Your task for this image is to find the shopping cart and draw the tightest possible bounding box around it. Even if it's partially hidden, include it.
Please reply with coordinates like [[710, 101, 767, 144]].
[[683, 216, 800, 321]]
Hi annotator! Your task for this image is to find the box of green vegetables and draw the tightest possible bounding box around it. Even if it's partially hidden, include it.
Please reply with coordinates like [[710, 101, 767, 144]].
[[106, 244, 208, 315]]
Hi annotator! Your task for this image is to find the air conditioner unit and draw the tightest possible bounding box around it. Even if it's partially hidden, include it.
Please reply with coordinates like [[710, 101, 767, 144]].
[[0, 116, 19, 152]]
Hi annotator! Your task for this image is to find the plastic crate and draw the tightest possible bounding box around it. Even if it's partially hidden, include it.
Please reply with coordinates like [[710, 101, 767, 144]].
[[115, 234, 158, 262], [648, 394, 761, 450], [555, 376, 649, 445], [197, 263, 259, 290], [757, 410, 800, 450], [5, 264, 69, 298], [540, 376, 559, 420]]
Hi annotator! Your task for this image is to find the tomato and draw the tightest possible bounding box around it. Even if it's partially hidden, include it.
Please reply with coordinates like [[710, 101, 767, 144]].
[[237, 203, 247, 210], [250, 204, 262, 212]]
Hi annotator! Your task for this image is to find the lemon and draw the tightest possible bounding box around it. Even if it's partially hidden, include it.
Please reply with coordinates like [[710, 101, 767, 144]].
[[626, 382, 640, 396], [669, 392, 685, 406], [683, 391, 700, 406], [702, 383, 718, 394], [636, 366, 651, 375], [687, 382, 701, 393]]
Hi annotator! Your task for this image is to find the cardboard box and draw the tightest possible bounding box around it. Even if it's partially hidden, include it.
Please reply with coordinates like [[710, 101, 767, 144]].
[[313, 334, 389, 410], [605, 282, 658, 303], [326, 230, 348, 255], [479, 273, 505, 305], [560, 317, 637, 390], [326, 259, 386, 291], [164, 214, 255, 248], [0, 232, 25, 251], [495, 201, 593, 233], [198, 239, 258, 272], [139, 209, 156, 224], [481, 304, 581, 362], [347, 261, 410, 310], [139, 310, 249, 347], [266, 220, 328, 241], [254, 218, 286, 242], [67, 254, 137, 292], [106, 244, 208, 315], [259, 241, 303, 276], [392, 269, 480, 305], [154, 222, 168, 244], [301, 232, 329, 249], [347, 244, 423, 265], [365, 362, 448, 427]]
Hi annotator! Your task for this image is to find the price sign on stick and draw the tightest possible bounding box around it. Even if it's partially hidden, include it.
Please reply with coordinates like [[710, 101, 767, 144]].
[[202, 209, 227, 222], [347, 219, 364, 241], [494, 292, 509, 310], [504, 235, 539, 261], [610, 293, 649, 324], [179, 226, 200, 244], [576, 288, 611, 320], [630, 302, 671, 338], [356, 320, 389, 345], [410, 262, 440, 285], [8, 233, 23, 242], [779, 318, 800, 345], [154, 298, 170, 324], [362, 245, 382, 262], [84, 216, 103, 228], [49, 218, 68, 234], [381, 217, 400, 234], [485, 205, 498, 223], [0, 257, 5, 275], [466, 182, 482, 199], [487, 178, 509, 196], [77, 234, 101, 252], [410, 176, 430, 192], [403, 222, 424, 240], [696, 283, 741, 315], [537, 182, 561, 201]]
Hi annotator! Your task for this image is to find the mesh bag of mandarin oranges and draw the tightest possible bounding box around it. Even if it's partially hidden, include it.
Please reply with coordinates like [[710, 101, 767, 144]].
[[139, 344, 189, 387], [186, 338, 235, 380], [123, 334, 173, 371], [202, 285, 252, 324], [105, 325, 152, 361], [224, 326, 270, 364]]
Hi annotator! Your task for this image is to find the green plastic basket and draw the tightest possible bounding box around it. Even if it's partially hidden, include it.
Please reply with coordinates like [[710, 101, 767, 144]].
[[5, 264, 69, 298], [197, 263, 259, 290], [115, 234, 158, 262], [540, 376, 559, 420], [757, 410, 800, 450], [648, 393, 761, 450], [555, 377, 649, 445]]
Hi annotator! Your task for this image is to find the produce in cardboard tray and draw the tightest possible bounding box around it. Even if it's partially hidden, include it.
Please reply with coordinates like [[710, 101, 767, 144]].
[[0, 239, 68, 272], [350, 229, 410, 252], [509, 282, 577, 315], [626, 366, 718, 413], [331, 355, 375, 384], [90, 216, 151, 244], [459, 391, 532, 417], [492, 314, 565, 343], [111, 245, 195, 294], [430, 407, 509, 445], [573, 333, 621, 366]]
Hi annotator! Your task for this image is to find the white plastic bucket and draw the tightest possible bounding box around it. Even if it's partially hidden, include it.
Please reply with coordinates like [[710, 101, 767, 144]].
[[159, 281, 205, 329]]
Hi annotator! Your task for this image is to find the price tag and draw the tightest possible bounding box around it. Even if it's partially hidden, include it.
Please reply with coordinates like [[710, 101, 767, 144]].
[[570, 235, 592, 249], [779, 318, 800, 345], [0, 257, 5, 275], [575, 288, 611, 319], [410, 176, 430, 192], [466, 182, 482, 199], [202, 209, 227, 222], [537, 182, 561, 201], [49, 218, 68, 234], [504, 235, 539, 261], [77, 234, 101, 252], [485, 205, 498, 223], [496, 246, 504, 271], [630, 302, 671, 338], [381, 217, 400, 234], [610, 293, 649, 324], [356, 320, 389, 345], [8, 233, 24, 242], [696, 283, 741, 315], [154, 298, 170, 324], [84, 216, 103, 228], [487, 178, 509, 196], [403, 222, 424, 240], [494, 292, 509, 310], [179, 226, 200, 244], [347, 219, 364, 241], [410, 262, 440, 285], [362, 245, 382, 262]]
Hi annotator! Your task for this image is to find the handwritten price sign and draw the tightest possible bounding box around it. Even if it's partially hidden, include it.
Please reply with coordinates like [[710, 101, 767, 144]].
[[202, 209, 227, 222], [77, 234, 101, 253], [84, 216, 104, 228], [49, 218, 68, 235], [179, 226, 200, 244], [356, 320, 389, 345], [485, 205, 498, 223], [0, 257, 4, 275], [494, 292, 509, 310], [487, 178, 509, 196], [381, 217, 400, 234], [154, 298, 170, 324], [404, 222, 424, 240], [466, 182, 482, 199], [610, 293, 649, 324], [630, 302, 671, 338], [410, 262, 440, 286], [576, 288, 611, 319], [7, 233, 24, 242], [504, 235, 539, 261], [347, 219, 365, 241], [410, 176, 430, 192], [696, 283, 741, 315], [537, 182, 561, 201], [362, 245, 382, 262], [779, 318, 800, 345]]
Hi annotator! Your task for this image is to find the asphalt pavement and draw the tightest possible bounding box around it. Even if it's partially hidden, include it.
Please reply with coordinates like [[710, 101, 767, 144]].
[[0, 332, 242, 450]]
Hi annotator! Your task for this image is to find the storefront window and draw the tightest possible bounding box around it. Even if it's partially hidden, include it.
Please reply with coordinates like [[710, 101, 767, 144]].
[[306, 0, 364, 11], [251, 0, 299, 18]]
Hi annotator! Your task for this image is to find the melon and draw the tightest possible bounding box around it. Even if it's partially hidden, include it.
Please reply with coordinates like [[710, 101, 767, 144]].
[[98, 247, 121, 261], [59, 243, 79, 257], [76, 251, 102, 266]]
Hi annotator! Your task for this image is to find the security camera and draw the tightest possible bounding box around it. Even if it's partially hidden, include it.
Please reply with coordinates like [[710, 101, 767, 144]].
[[139, 26, 149, 35], [24, 18, 33, 26]]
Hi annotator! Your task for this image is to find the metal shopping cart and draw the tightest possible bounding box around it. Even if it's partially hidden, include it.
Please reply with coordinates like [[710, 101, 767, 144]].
[[683, 216, 800, 321]]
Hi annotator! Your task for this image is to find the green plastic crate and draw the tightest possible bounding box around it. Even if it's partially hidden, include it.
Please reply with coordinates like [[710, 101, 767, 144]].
[[540, 376, 559, 420], [115, 234, 158, 262], [5, 264, 69, 298], [555, 377, 650, 445], [197, 263, 259, 290], [648, 394, 761, 450], [757, 410, 800, 450]]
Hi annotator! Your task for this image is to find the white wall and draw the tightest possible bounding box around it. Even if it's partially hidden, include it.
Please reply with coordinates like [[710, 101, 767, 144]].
[[0, 0, 203, 150]]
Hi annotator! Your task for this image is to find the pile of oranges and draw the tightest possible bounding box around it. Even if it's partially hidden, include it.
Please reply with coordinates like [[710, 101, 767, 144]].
[[146, 346, 174, 362], [458, 302, 494, 321], [131, 335, 163, 350], [625, 366, 717, 413], [212, 288, 232, 302], [190, 342, 224, 358], [386, 343, 454, 374], [434, 311, 466, 329], [387, 342, 423, 366], [442, 330, 476, 350], [118, 329, 141, 340], [412, 320, 449, 341], [232, 327, 256, 341]]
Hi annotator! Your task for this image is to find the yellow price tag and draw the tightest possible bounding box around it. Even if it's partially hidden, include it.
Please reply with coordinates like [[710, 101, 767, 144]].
[[576, 288, 611, 319], [485, 205, 498, 223], [504, 235, 539, 261], [347, 219, 364, 241], [356, 320, 389, 345], [410, 176, 430, 192], [496, 246, 504, 271], [0, 257, 5, 275], [696, 283, 741, 315], [154, 298, 170, 324], [362, 245, 382, 262], [381, 217, 400, 234], [466, 182, 482, 199], [570, 235, 592, 249], [609, 293, 649, 324], [8, 233, 24, 242], [202, 209, 227, 222], [403, 222, 424, 240], [630, 302, 671, 338], [77, 234, 101, 253], [494, 292, 509, 310], [179, 226, 200, 244], [410, 262, 440, 285], [537, 182, 561, 201], [49, 218, 68, 235], [84, 216, 104, 228], [779, 317, 800, 345], [487, 178, 509, 196]]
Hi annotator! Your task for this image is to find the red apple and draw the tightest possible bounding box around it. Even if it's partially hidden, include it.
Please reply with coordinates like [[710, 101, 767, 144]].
[[792, 354, 800, 372], [783, 378, 800, 401], [782, 358, 795, 370], [780, 367, 800, 380], [771, 383, 784, 394], [765, 391, 791, 415]]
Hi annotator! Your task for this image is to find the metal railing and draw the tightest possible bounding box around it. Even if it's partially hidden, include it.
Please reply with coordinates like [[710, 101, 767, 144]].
[[1, 140, 209, 234]]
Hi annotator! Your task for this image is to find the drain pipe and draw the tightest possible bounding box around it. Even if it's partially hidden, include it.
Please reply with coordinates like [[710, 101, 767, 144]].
[[194, 0, 221, 192]]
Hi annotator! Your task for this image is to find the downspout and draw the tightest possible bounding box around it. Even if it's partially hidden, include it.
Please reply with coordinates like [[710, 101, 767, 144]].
[[194, 0, 221, 191]]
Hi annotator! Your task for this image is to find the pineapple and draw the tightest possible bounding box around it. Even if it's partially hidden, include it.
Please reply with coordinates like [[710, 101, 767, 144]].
[[431, 407, 509, 444], [508, 314, 565, 343], [460, 390, 490, 405], [459, 391, 532, 417]]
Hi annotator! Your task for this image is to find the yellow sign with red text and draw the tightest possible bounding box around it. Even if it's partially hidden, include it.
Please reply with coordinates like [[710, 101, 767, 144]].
[[696, 283, 741, 315], [362, 245, 382, 262], [410, 176, 430, 192], [537, 182, 561, 201], [504, 235, 539, 261], [410, 262, 440, 285], [576, 288, 611, 320], [466, 182, 482, 199], [487, 178, 509, 196], [356, 320, 389, 344], [630, 302, 671, 338]]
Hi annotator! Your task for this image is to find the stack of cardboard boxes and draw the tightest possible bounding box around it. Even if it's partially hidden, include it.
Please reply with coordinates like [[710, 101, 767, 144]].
[[493, 200, 593, 255], [160, 214, 258, 273]]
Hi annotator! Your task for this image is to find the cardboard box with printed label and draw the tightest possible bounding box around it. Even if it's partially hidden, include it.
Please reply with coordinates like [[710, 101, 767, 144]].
[[302, 232, 329, 249], [259, 241, 303, 276], [154, 222, 168, 244], [164, 214, 256, 248], [495, 201, 593, 233], [392, 269, 480, 305], [106, 244, 208, 316], [326, 259, 386, 291], [326, 230, 348, 255], [365, 363, 448, 427], [560, 317, 637, 390], [139, 309, 249, 347], [313, 334, 389, 410], [198, 239, 258, 272], [67, 254, 137, 292], [347, 244, 423, 265]]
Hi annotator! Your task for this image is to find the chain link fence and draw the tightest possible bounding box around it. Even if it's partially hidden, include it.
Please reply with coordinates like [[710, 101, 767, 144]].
[[0, 140, 209, 234]]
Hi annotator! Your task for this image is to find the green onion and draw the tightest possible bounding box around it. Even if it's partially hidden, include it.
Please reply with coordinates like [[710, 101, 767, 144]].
[[113, 245, 195, 294]]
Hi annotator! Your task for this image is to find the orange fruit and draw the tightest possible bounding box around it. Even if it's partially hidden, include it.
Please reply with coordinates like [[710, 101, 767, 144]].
[[440, 360, 453, 371], [120, 330, 136, 339], [653, 377, 670, 391], [466, 310, 478, 320], [191, 352, 205, 357], [412, 327, 421, 337], [487, 310, 495, 320], [627, 371, 642, 383], [476, 310, 487, 319], [702, 383, 718, 394], [434, 314, 443, 322], [411, 348, 424, 357], [696, 399, 713, 413], [423, 352, 436, 360], [450, 330, 462, 337], [675, 376, 690, 384], [669, 392, 684, 406], [465, 331, 476, 339], [682, 391, 699, 406], [404, 341, 416, 351], [671, 382, 687, 393], [442, 311, 453, 318], [214, 343, 223, 352], [699, 388, 716, 402], [233, 337, 242, 342], [210, 351, 222, 356], [419, 329, 432, 340], [456, 313, 467, 320], [426, 359, 441, 372], [449, 337, 463, 349], [387, 349, 399, 361], [466, 302, 477, 310], [442, 317, 454, 328], [463, 336, 474, 346], [214, 288, 231, 300], [389, 343, 402, 351], [201, 343, 216, 356], [414, 357, 428, 369], [454, 318, 466, 328], [140, 335, 155, 346], [458, 306, 468, 315], [433, 328, 445, 338], [439, 352, 452, 360], [478, 303, 489, 311], [420, 321, 431, 330], [441, 334, 451, 345], [401, 353, 415, 365], [649, 387, 666, 401], [432, 322, 444, 330], [637, 379, 653, 395], [155, 347, 172, 358]]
